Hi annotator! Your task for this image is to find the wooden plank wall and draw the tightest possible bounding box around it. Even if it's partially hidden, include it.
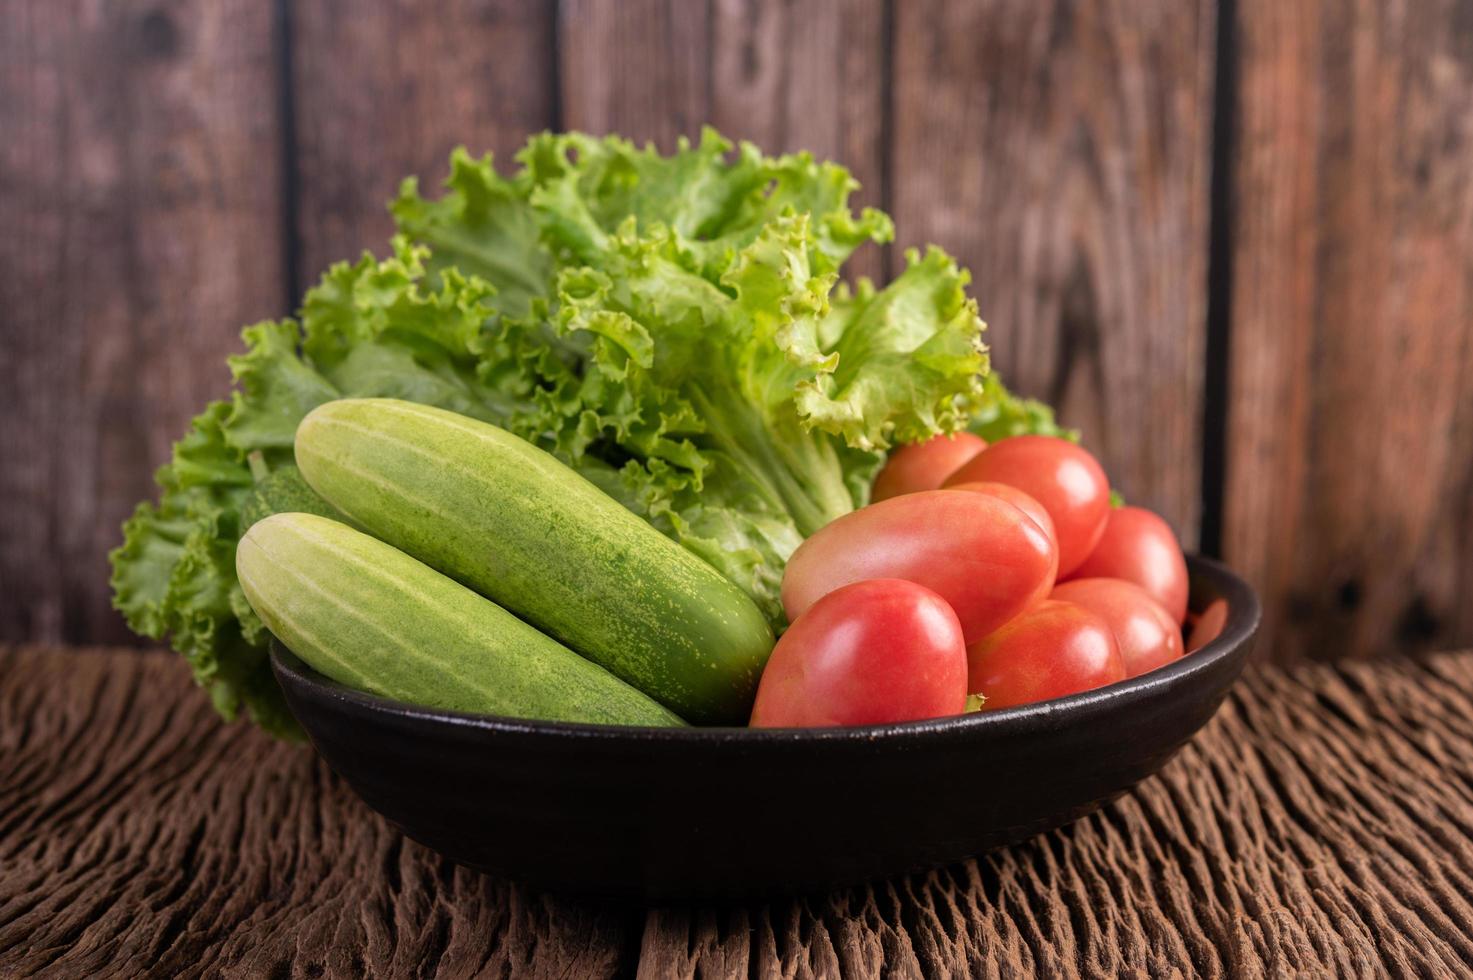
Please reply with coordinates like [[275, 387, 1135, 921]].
[[0, 2, 287, 644], [2, 0, 1471, 662], [1223, 0, 1473, 660]]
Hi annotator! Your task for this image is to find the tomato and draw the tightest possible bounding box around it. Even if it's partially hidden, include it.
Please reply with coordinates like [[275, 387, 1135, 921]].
[[871, 433, 988, 502], [1186, 599, 1229, 653], [782, 490, 1056, 644], [1050, 578, 1183, 677], [749, 579, 968, 727], [942, 435, 1110, 578], [966, 600, 1126, 710], [1065, 506, 1189, 624]]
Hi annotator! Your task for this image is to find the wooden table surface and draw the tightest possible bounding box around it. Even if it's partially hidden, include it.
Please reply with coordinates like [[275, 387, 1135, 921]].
[[4, 645, 1473, 978]]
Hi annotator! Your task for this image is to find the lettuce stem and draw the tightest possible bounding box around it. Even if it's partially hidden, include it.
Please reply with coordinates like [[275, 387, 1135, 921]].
[[691, 387, 854, 537]]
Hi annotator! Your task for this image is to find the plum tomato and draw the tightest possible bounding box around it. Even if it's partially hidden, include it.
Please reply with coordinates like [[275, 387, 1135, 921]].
[[942, 435, 1110, 578], [871, 432, 988, 502], [942, 480, 1060, 595], [1050, 578, 1184, 677], [1186, 598, 1229, 653], [966, 600, 1126, 710], [946, 481, 1060, 590], [782, 490, 1057, 644], [1065, 506, 1189, 623], [749, 579, 968, 727]]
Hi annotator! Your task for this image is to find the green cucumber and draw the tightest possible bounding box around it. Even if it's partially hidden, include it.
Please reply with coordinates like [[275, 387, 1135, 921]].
[[236, 513, 685, 727], [295, 398, 774, 724]]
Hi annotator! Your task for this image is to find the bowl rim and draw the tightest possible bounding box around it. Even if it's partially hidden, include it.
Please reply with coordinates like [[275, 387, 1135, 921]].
[[271, 553, 1260, 745]]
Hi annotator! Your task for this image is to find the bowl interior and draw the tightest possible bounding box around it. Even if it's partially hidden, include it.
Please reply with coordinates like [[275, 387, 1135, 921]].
[[274, 553, 1259, 741]]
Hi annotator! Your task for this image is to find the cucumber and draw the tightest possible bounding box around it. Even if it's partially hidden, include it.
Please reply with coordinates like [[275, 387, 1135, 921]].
[[236, 513, 685, 727], [295, 398, 774, 724]]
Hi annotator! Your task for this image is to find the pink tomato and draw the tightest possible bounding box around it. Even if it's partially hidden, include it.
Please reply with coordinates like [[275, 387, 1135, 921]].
[[1050, 578, 1183, 677], [871, 433, 988, 502], [782, 490, 1056, 644], [943, 436, 1111, 578], [947, 481, 1060, 597], [750, 579, 968, 727], [1066, 506, 1189, 624], [966, 600, 1126, 710]]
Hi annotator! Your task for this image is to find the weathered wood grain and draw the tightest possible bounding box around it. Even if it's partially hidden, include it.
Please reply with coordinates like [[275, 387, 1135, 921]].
[[0, 1, 286, 646], [558, 0, 712, 152], [5, 644, 1473, 977], [891, 0, 1216, 544], [558, 0, 888, 280], [1224, 0, 1473, 661], [289, 0, 557, 281], [7, 0, 1473, 676]]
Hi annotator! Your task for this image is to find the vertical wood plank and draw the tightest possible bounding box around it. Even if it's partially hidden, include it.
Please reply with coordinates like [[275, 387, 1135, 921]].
[[558, 0, 889, 280], [0, 1, 285, 645], [558, 0, 712, 152], [891, 0, 1217, 542], [1225, 0, 1473, 660], [289, 0, 557, 280]]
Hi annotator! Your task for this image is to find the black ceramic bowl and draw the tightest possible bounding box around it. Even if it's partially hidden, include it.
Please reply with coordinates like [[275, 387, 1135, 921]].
[[272, 554, 1258, 901]]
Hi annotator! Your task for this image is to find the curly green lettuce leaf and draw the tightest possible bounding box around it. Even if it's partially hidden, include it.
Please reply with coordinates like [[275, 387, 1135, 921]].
[[967, 371, 1076, 442], [110, 402, 298, 735], [798, 247, 988, 450], [391, 151, 551, 316], [516, 127, 893, 280]]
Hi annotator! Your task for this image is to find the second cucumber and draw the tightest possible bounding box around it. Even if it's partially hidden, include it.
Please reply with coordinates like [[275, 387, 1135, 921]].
[[294, 398, 775, 724]]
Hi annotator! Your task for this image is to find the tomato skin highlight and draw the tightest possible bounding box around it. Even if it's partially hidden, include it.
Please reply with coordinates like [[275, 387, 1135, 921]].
[[749, 579, 968, 728], [943, 435, 1111, 578], [966, 600, 1126, 710], [1065, 506, 1189, 624], [871, 433, 988, 502], [1050, 578, 1184, 677], [1186, 599, 1229, 653], [782, 490, 1057, 644]]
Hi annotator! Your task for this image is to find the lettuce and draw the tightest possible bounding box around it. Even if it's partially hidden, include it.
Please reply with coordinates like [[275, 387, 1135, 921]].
[[112, 129, 1065, 735]]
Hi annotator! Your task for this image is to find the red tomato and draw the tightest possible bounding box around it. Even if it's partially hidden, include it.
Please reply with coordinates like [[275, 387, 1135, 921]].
[[1050, 578, 1183, 677], [966, 600, 1126, 710], [782, 490, 1056, 644], [871, 433, 988, 502], [1065, 506, 1189, 624], [943, 436, 1110, 578], [1186, 599, 1229, 653], [750, 579, 968, 727]]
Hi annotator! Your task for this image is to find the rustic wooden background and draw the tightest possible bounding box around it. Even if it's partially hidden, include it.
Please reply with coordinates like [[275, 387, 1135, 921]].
[[2, 0, 1471, 664]]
